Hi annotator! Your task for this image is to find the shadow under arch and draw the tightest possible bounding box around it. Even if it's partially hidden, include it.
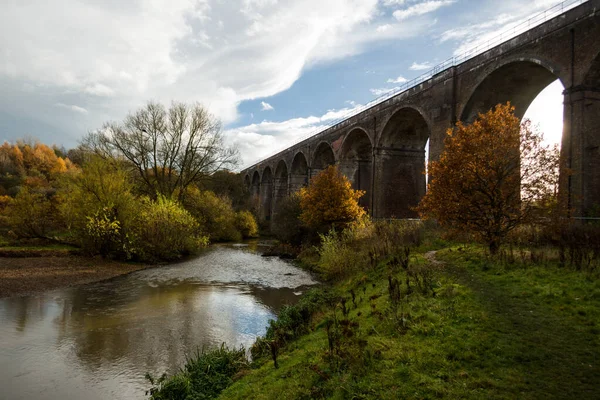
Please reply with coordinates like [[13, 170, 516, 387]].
[[340, 128, 373, 212], [290, 152, 309, 194], [260, 166, 273, 222], [460, 58, 565, 123], [251, 171, 260, 199], [374, 106, 430, 218], [273, 160, 288, 215], [311, 141, 336, 178]]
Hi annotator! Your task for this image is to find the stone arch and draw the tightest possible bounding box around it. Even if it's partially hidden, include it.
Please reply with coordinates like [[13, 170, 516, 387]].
[[244, 174, 250, 189], [273, 160, 289, 214], [251, 170, 260, 198], [460, 58, 565, 122], [311, 141, 336, 177], [260, 166, 273, 221], [340, 128, 373, 212], [374, 107, 430, 218], [290, 152, 309, 193]]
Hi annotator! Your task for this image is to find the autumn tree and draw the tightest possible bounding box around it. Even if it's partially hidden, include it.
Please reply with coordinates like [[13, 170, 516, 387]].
[[6, 187, 57, 239], [83, 101, 239, 200], [417, 103, 559, 254], [299, 165, 365, 231]]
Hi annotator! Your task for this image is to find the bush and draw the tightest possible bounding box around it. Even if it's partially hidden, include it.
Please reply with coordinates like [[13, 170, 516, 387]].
[[183, 187, 241, 242], [136, 195, 208, 261], [234, 210, 258, 238], [82, 207, 133, 258], [147, 344, 249, 400], [6, 187, 57, 239], [318, 228, 369, 280], [57, 157, 140, 257], [0, 195, 11, 236], [271, 193, 307, 245]]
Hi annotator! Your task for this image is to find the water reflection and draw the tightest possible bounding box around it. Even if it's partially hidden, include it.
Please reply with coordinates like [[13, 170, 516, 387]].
[[0, 244, 317, 400]]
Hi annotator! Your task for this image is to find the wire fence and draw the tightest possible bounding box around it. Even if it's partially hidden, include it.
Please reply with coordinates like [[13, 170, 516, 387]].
[[242, 0, 588, 171]]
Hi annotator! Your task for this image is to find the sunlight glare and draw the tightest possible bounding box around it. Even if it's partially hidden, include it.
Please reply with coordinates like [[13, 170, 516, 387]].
[[523, 80, 564, 148]]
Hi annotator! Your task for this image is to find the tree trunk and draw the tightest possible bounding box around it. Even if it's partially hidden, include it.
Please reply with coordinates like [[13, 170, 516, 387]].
[[489, 239, 500, 255]]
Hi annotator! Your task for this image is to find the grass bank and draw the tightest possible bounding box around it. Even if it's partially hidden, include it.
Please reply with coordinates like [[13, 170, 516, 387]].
[[148, 225, 600, 399]]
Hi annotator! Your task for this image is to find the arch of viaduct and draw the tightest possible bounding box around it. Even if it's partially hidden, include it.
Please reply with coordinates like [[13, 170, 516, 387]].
[[242, 0, 600, 222]]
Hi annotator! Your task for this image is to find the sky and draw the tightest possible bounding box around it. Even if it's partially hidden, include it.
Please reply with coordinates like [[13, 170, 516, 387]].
[[0, 0, 571, 169]]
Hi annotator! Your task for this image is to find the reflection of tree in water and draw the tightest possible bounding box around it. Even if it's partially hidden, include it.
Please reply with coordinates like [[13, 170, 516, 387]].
[[53, 281, 284, 377], [1, 296, 48, 333]]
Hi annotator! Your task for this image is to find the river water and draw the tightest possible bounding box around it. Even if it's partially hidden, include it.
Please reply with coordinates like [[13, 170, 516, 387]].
[[0, 243, 317, 400]]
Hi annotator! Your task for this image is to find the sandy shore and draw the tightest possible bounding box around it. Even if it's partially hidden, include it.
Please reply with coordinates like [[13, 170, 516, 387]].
[[0, 256, 149, 298]]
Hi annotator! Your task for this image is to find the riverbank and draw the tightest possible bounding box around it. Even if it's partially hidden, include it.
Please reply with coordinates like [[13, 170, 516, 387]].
[[214, 244, 600, 399], [0, 256, 149, 298]]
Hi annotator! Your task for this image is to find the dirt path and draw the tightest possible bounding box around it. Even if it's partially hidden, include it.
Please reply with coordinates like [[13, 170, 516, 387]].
[[428, 250, 600, 399], [0, 256, 149, 298]]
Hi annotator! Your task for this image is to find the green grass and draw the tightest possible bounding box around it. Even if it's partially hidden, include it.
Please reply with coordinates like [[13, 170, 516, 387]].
[[0, 240, 81, 257], [218, 245, 600, 399]]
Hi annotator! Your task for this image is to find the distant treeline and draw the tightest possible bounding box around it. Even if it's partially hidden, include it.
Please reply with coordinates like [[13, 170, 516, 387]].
[[0, 138, 257, 262]]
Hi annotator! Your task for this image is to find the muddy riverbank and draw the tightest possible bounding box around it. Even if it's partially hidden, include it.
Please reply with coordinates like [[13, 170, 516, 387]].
[[0, 256, 149, 298]]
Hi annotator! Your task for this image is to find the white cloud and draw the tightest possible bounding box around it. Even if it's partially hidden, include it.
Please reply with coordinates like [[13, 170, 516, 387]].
[[387, 75, 408, 83], [261, 101, 274, 111], [84, 83, 115, 97], [393, 1, 455, 21], [370, 87, 398, 96], [55, 103, 88, 114], [382, 0, 407, 6], [409, 61, 432, 70], [225, 103, 364, 168], [1, 0, 406, 144]]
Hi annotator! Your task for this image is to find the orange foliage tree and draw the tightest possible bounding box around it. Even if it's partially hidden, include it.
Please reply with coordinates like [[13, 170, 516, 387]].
[[417, 103, 559, 254], [299, 165, 365, 231]]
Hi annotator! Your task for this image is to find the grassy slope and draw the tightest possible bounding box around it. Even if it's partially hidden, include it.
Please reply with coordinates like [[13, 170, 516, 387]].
[[220, 246, 600, 399]]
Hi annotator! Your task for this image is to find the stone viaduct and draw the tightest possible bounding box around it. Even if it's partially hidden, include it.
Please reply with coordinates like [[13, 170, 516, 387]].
[[242, 0, 600, 222]]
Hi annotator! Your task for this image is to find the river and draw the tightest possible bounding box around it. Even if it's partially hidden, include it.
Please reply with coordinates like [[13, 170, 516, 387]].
[[0, 243, 317, 400]]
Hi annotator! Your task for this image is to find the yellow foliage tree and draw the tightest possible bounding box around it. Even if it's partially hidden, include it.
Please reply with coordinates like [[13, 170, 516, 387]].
[[417, 102, 560, 254], [299, 165, 365, 230]]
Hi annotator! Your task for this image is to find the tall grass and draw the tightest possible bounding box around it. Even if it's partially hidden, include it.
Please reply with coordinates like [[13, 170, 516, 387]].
[[146, 344, 248, 400]]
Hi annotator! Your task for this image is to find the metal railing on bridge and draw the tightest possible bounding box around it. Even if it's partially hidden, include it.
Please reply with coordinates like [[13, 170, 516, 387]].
[[242, 0, 588, 171]]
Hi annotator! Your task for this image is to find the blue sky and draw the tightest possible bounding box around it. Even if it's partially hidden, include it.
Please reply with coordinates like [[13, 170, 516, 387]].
[[0, 0, 570, 167]]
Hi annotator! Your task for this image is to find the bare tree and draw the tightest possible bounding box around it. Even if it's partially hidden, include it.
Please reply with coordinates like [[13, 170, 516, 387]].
[[84, 101, 239, 200]]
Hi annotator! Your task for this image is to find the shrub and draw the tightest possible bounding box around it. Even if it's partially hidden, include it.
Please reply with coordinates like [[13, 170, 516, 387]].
[[6, 187, 56, 239], [82, 207, 132, 258], [147, 344, 249, 400], [318, 228, 369, 280], [57, 157, 138, 241], [183, 187, 241, 242], [136, 195, 208, 261], [0, 195, 13, 235], [234, 210, 258, 238]]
